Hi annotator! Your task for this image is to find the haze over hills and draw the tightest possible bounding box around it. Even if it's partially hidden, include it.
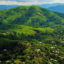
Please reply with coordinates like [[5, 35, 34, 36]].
[[48, 4, 64, 13], [0, 5, 19, 10], [38, 3, 59, 8], [0, 3, 64, 13], [39, 3, 64, 13]]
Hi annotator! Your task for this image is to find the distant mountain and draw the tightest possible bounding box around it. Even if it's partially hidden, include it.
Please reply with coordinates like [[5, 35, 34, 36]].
[[0, 6, 64, 28], [38, 3, 64, 13], [38, 3, 59, 8], [0, 5, 19, 10], [0, 4, 64, 13], [48, 4, 64, 13]]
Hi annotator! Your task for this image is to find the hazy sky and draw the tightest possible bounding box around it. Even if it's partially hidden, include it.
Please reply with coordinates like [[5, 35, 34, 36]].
[[0, 0, 64, 5]]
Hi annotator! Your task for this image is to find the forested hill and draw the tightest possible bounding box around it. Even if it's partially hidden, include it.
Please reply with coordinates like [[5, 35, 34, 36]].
[[0, 6, 64, 28], [0, 6, 64, 64]]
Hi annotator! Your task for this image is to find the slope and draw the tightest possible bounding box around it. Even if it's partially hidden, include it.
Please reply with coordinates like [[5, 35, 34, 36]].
[[0, 6, 64, 64], [0, 6, 64, 28]]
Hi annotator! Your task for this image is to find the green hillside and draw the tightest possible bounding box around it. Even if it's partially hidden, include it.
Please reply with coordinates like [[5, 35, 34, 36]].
[[0, 24, 64, 64], [0, 6, 64, 64], [0, 6, 64, 28]]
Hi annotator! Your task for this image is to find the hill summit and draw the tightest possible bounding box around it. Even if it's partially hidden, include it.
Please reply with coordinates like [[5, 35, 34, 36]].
[[0, 6, 64, 28]]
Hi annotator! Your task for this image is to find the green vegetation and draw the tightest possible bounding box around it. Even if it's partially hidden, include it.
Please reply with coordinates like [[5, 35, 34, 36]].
[[0, 6, 64, 28], [0, 6, 64, 64]]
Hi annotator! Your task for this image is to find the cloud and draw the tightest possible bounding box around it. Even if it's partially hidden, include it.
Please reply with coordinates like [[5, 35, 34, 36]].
[[0, 1, 44, 5], [0, 0, 64, 5]]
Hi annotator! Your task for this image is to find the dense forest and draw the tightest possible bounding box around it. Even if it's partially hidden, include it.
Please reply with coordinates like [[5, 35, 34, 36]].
[[0, 6, 64, 64]]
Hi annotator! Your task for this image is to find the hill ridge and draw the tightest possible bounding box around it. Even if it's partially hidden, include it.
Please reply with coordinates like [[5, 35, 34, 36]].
[[0, 6, 64, 28]]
